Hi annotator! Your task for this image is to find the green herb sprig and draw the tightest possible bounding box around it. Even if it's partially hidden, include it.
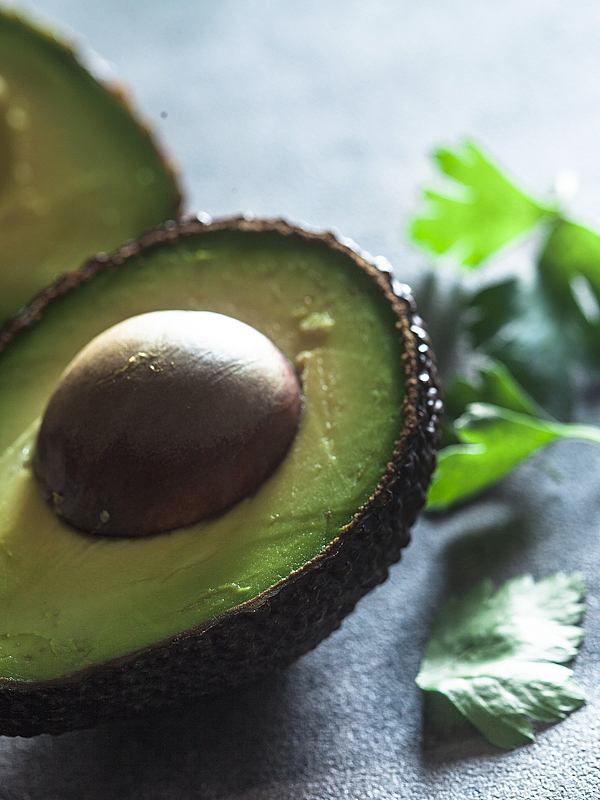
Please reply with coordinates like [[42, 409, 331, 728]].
[[410, 144, 595, 748], [409, 140, 600, 510]]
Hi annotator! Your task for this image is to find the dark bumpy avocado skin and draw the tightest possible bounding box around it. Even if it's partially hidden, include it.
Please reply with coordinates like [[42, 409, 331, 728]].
[[0, 218, 441, 737]]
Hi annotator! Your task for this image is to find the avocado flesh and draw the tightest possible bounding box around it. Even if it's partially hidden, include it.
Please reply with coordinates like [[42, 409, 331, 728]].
[[0, 11, 181, 321], [0, 228, 404, 683]]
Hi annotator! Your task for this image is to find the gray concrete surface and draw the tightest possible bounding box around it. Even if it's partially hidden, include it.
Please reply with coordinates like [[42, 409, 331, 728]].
[[3, 1, 600, 797]]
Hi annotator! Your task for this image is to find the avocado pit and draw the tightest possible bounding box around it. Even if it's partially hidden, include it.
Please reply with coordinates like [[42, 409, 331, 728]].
[[33, 309, 303, 537]]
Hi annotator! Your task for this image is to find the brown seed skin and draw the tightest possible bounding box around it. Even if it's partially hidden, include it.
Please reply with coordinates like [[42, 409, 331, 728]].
[[33, 310, 303, 536]]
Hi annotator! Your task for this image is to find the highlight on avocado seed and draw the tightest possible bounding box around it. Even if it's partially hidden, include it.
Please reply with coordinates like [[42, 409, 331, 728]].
[[33, 310, 303, 537]]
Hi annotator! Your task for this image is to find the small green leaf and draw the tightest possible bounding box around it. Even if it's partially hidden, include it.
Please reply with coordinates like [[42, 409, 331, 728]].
[[417, 574, 586, 750], [538, 219, 600, 362], [473, 361, 544, 417], [409, 141, 553, 267], [468, 276, 574, 420], [443, 359, 543, 427], [539, 218, 600, 309], [427, 403, 600, 512]]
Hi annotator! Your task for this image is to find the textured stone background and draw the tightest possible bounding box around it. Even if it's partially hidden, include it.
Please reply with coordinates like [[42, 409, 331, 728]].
[[3, 1, 600, 797]]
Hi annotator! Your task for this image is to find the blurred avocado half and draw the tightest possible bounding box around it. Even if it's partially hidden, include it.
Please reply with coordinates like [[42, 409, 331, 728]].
[[0, 9, 181, 321]]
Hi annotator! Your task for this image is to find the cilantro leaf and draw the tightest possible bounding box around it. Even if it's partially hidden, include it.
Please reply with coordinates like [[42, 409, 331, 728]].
[[409, 141, 553, 267], [427, 403, 600, 512], [416, 574, 586, 750]]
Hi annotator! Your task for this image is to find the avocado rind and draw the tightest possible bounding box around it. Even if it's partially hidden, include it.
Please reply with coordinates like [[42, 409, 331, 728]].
[[0, 218, 441, 737]]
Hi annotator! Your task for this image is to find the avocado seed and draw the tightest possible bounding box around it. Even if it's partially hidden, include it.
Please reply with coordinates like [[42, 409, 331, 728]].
[[33, 310, 303, 536]]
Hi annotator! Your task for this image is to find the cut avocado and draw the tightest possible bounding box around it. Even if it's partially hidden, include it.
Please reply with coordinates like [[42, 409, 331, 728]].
[[0, 218, 441, 736], [0, 10, 182, 322]]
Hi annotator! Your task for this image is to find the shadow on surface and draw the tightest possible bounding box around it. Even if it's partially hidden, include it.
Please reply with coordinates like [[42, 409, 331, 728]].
[[440, 503, 531, 596], [0, 671, 309, 800], [420, 690, 499, 762]]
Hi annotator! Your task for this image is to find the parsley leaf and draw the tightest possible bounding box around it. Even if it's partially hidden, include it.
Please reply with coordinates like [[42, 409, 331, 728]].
[[427, 403, 600, 512], [416, 574, 586, 750], [409, 141, 554, 267], [409, 141, 600, 511]]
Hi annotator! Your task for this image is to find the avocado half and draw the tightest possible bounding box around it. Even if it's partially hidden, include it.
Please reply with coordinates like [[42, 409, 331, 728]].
[[0, 9, 181, 322], [0, 217, 441, 736]]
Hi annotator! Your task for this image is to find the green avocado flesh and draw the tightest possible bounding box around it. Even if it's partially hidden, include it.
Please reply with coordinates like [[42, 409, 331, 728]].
[[0, 229, 404, 682], [0, 11, 180, 321]]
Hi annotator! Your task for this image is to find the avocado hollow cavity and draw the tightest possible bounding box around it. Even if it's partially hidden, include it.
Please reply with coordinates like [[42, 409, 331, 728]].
[[0, 218, 441, 736], [33, 310, 303, 537]]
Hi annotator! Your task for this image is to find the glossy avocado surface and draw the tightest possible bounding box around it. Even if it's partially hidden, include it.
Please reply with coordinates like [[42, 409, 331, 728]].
[[0, 10, 181, 321], [0, 218, 440, 736]]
